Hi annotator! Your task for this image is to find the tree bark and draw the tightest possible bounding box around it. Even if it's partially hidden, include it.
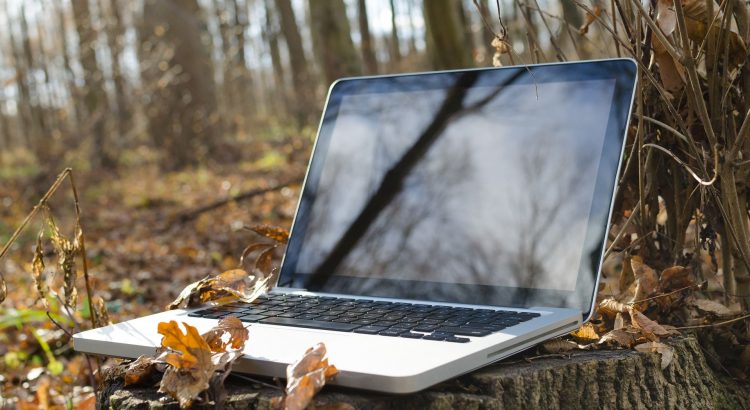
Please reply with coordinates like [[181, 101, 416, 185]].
[[358, 0, 378, 75], [276, 0, 314, 125], [263, 0, 286, 116], [72, 0, 114, 169], [423, 0, 473, 69], [309, 0, 362, 85], [98, 337, 749, 409], [102, 0, 130, 142], [138, 0, 222, 170], [389, 0, 401, 64]]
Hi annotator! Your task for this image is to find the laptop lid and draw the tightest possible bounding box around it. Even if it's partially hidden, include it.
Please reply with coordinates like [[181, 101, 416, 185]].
[[277, 59, 637, 319]]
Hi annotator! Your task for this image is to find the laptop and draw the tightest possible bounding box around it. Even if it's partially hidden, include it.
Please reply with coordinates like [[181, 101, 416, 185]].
[[73, 59, 637, 393]]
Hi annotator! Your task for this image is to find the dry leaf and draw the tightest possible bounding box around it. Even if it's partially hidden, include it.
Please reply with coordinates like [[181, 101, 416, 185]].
[[156, 320, 238, 408], [167, 268, 270, 309], [208, 350, 245, 410], [160, 366, 211, 409], [201, 316, 249, 353], [614, 312, 625, 330], [255, 247, 276, 277], [579, 4, 602, 35], [598, 298, 629, 318], [630, 257, 659, 307], [619, 256, 635, 294], [491, 36, 511, 67], [76, 393, 96, 410], [541, 339, 581, 353], [239, 243, 274, 267], [32, 231, 48, 309], [659, 266, 692, 291], [628, 307, 678, 339], [247, 224, 289, 244], [276, 343, 339, 410], [46, 211, 79, 310], [635, 341, 675, 369], [598, 328, 639, 348], [0, 274, 5, 304], [570, 322, 600, 343], [158, 320, 213, 370], [691, 298, 732, 317], [92, 296, 111, 327], [124, 355, 159, 386]]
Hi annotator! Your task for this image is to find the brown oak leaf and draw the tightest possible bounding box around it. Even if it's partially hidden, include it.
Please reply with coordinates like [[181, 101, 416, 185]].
[[274, 343, 339, 410], [201, 316, 249, 353]]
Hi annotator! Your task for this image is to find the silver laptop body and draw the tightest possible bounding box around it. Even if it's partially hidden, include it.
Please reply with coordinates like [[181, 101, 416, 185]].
[[74, 59, 637, 393]]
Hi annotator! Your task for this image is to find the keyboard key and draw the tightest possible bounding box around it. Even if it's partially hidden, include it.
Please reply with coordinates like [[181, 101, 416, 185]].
[[400, 332, 424, 339], [239, 314, 267, 322], [378, 329, 405, 337], [259, 317, 360, 332], [422, 334, 446, 341], [412, 325, 438, 332], [445, 336, 470, 343], [353, 325, 387, 334], [436, 327, 491, 337], [351, 319, 377, 325]]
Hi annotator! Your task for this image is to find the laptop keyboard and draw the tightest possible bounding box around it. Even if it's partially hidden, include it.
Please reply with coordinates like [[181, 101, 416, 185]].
[[188, 294, 541, 343]]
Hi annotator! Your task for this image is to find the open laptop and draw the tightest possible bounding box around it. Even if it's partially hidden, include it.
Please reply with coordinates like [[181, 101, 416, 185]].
[[74, 59, 637, 393]]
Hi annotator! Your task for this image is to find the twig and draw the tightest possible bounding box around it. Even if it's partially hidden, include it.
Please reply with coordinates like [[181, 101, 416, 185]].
[[171, 179, 299, 225], [228, 372, 282, 390], [68, 170, 96, 331], [675, 312, 750, 329], [629, 0, 685, 64], [641, 116, 690, 144], [628, 281, 705, 305], [0, 169, 71, 263], [642, 143, 718, 186], [604, 200, 640, 260]]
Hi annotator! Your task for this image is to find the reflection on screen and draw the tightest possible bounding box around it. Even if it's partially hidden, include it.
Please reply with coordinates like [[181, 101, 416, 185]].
[[295, 77, 616, 293]]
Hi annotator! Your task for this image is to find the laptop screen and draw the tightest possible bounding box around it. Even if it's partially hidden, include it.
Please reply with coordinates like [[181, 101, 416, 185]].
[[279, 60, 636, 316]]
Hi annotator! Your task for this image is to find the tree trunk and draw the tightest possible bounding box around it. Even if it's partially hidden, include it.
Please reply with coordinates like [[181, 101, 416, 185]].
[[138, 0, 222, 171], [72, 0, 114, 169], [423, 0, 473, 69], [56, 1, 82, 129], [309, 0, 362, 85], [232, 0, 254, 127], [358, 0, 378, 75], [263, 0, 287, 116], [389, 0, 401, 64], [97, 337, 749, 409], [102, 0, 130, 143], [276, 0, 314, 125], [5, 3, 33, 150], [214, 0, 234, 133]]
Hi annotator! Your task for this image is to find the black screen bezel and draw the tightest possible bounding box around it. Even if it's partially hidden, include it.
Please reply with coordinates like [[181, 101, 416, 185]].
[[277, 59, 637, 318]]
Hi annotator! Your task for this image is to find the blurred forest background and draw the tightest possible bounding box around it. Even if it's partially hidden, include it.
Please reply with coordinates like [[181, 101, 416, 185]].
[[0, 0, 605, 178], [0, 0, 611, 326], [2, 0, 750, 407]]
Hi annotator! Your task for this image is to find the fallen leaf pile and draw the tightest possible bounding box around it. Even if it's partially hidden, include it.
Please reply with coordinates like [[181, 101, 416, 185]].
[[545, 255, 746, 371]]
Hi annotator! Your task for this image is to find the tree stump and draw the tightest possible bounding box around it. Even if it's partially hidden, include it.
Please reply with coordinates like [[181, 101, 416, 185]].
[[98, 337, 748, 409]]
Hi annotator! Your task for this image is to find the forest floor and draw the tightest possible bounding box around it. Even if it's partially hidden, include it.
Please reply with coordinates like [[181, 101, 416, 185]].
[[1, 136, 749, 408], [0, 137, 309, 408]]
